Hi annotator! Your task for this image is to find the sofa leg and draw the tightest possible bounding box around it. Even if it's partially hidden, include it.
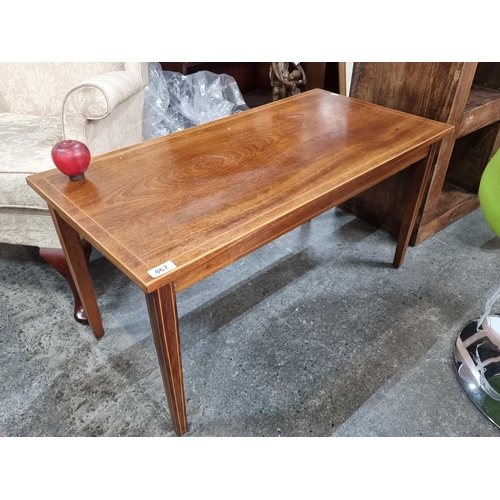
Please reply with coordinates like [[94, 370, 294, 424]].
[[39, 239, 92, 324]]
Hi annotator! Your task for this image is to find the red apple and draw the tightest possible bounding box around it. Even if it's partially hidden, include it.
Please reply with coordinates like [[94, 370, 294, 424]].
[[51, 140, 91, 180]]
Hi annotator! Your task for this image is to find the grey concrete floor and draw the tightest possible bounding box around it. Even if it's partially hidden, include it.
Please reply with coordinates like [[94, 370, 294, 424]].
[[1, 206, 500, 437]]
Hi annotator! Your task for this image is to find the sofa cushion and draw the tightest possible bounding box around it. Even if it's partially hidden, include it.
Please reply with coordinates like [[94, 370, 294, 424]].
[[0, 113, 62, 210]]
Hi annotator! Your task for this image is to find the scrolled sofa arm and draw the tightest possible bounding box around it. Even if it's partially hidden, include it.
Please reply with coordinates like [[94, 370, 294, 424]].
[[62, 70, 145, 154]]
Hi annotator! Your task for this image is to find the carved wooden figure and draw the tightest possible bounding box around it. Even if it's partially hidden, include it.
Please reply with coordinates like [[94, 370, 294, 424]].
[[270, 62, 306, 101]]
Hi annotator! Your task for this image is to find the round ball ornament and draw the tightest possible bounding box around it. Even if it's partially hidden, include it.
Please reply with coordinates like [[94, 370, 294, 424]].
[[51, 140, 91, 180]]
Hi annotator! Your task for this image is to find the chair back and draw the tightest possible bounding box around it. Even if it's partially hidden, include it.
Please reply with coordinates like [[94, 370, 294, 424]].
[[0, 62, 125, 115]]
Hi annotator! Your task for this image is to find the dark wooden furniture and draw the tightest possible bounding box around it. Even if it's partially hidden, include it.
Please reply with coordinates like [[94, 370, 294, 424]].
[[159, 62, 347, 108], [302, 62, 346, 95], [340, 62, 500, 245], [27, 89, 453, 435]]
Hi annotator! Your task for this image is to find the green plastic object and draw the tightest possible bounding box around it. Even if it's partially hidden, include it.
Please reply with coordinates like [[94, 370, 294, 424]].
[[479, 148, 500, 237]]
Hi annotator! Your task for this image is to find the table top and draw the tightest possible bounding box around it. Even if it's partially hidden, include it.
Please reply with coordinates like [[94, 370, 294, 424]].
[[28, 89, 453, 293]]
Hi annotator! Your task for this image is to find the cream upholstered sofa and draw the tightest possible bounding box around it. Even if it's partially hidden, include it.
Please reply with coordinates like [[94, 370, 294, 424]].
[[0, 62, 148, 321]]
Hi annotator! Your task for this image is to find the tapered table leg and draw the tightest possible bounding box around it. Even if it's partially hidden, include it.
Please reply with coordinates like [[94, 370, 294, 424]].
[[49, 207, 104, 338], [40, 239, 92, 324], [393, 143, 439, 268], [146, 283, 187, 436]]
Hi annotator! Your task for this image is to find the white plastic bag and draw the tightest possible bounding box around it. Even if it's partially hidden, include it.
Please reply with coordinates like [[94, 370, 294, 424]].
[[144, 62, 249, 139]]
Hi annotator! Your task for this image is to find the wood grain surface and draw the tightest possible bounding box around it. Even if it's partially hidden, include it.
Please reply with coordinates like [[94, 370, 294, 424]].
[[28, 89, 453, 293]]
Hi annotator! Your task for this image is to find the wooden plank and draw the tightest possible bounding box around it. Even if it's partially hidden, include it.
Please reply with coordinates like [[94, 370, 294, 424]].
[[458, 85, 500, 137], [415, 188, 480, 245]]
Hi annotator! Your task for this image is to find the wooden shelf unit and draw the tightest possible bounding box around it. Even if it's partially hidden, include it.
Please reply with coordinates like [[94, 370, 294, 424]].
[[340, 62, 500, 245]]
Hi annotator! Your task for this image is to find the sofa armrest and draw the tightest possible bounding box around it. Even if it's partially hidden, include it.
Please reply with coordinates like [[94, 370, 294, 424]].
[[62, 70, 144, 148]]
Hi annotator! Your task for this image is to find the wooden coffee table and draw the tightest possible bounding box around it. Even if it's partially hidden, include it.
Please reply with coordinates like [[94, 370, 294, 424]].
[[27, 89, 453, 435]]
